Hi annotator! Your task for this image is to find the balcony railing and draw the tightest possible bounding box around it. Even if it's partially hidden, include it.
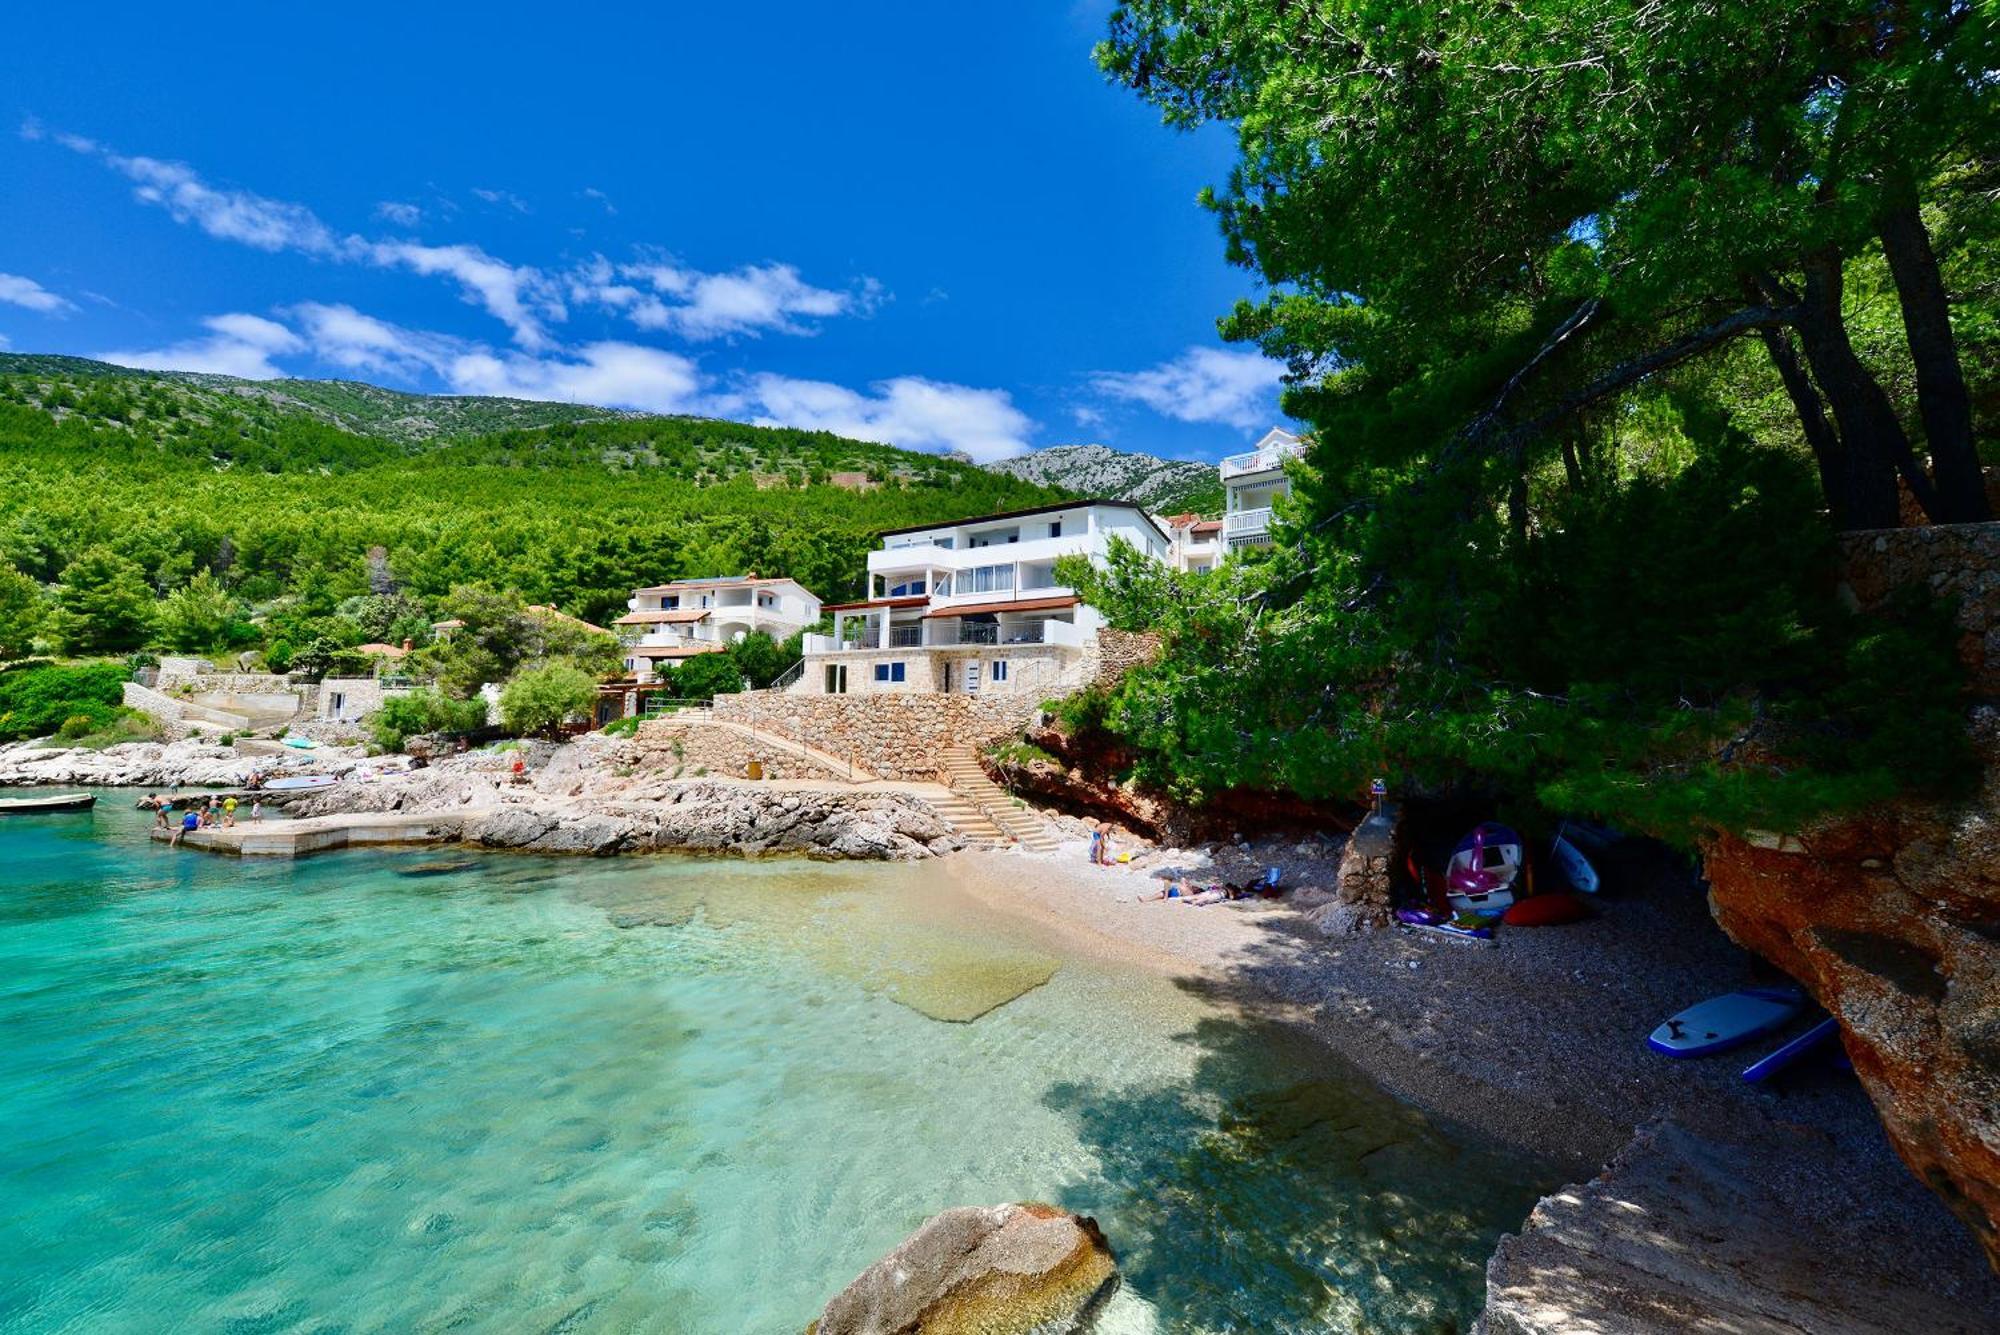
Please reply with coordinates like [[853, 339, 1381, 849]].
[[888, 624, 925, 647], [1223, 507, 1274, 537], [1220, 444, 1302, 480]]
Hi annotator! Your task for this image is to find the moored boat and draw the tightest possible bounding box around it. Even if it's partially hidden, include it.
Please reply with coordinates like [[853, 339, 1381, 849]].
[[0, 792, 97, 814]]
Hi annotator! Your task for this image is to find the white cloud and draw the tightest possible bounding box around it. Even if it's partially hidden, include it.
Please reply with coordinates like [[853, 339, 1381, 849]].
[[581, 186, 616, 215], [288, 302, 464, 382], [471, 187, 530, 213], [374, 200, 422, 227], [368, 240, 561, 348], [99, 312, 305, 379], [0, 272, 75, 314], [447, 341, 704, 413], [1091, 346, 1285, 431], [105, 152, 353, 256], [0, 332, 10, 349], [741, 374, 1035, 462], [575, 254, 879, 341]]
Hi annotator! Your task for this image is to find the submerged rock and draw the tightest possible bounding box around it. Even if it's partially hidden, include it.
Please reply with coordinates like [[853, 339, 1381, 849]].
[[808, 1202, 1117, 1335]]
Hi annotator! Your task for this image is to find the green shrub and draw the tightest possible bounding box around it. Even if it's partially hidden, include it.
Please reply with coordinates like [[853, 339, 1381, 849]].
[[0, 660, 128, 742], [57, 713, 96, 740], [600, 714, 644, 737], [498, 664, 597, 736], [369, 687, 490, 752]]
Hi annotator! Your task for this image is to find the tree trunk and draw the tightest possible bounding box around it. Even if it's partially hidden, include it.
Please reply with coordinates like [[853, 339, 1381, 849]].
[[1792, 247, 1906, 530], [1755, 324, 1849, 526], [1876, 198, 1991, 523]]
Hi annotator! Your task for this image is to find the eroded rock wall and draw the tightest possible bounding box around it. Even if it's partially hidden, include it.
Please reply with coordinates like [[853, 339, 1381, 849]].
[[1701, 706, 2000, 1271]]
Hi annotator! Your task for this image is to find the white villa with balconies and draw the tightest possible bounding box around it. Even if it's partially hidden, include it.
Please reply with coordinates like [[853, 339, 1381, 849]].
[[1220, 427, 1306, 552], [616, 576, 822, 681], [797, 500, 1170, 696]]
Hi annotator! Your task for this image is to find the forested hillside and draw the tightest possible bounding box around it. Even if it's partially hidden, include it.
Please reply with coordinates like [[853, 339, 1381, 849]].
[[0, 358, 1063, 660]]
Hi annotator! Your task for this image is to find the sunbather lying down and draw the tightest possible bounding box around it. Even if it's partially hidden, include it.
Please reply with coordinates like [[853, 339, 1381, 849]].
[[1139, 880, 1232, 905]]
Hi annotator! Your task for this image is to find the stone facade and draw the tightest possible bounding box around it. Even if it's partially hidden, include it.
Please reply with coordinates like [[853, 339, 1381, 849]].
[[631, 718, 853, 783], [707, 691, 1040, 781], [317, 677, 407, 723], [796, 642, 1084, 697], [1836, 520, 2000, 696], [1087, 628, 1162, 689]]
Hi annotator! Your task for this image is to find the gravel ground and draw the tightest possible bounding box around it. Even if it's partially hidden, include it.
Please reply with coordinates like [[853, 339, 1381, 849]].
[[945, 828, 2000, 1325]]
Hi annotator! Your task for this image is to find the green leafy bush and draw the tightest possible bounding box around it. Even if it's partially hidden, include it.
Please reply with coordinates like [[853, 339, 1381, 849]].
[[0, 659, 129, 742], [498, 664, 597, 736], [369, 687, 490, 752]]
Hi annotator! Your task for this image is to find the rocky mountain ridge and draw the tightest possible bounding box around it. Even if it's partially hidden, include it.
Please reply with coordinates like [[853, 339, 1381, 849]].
[[986, 442, 1221, 513]]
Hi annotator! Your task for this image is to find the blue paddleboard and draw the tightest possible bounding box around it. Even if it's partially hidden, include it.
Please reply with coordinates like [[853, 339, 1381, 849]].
[[1742, 1016, 1841, 1084], [1647, 986, 1804, 1057]]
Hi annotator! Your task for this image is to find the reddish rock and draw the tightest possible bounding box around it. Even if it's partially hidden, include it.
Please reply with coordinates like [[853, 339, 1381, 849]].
[[1701, 706, 2000, 1271]]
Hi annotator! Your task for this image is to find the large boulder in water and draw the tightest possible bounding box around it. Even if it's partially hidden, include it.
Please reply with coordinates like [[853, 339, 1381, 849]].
[[807, 1202, 1118, 1334]]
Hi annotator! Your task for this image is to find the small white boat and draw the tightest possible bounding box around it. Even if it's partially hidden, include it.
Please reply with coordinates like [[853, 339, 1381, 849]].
[[1551, 828, 1601, 893], [0, 792, 97, 813], [261, 775, 339, 792]]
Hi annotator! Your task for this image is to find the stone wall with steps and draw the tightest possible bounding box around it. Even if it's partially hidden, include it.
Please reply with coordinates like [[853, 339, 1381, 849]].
[[706, 692, 1038, 782]]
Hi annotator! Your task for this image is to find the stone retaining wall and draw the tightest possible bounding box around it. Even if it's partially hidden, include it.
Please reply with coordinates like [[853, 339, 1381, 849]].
[[123, 680, 250, 732], [155, 669, 303, 697], [1837, 520, 1999, 696], [707, 692, 1038, 781], [632, 719, 852, 782], [1088, 628, 1162, 689]]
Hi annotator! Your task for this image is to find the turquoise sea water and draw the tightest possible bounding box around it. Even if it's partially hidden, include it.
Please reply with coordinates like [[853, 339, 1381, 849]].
[[0, 799, 1551, 1334]]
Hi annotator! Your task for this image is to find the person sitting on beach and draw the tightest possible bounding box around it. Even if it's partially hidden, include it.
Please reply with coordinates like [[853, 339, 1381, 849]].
[[170, 810, 200, 846]]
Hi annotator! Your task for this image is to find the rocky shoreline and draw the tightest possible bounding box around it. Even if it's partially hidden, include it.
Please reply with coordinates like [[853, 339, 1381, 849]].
[[0, 734, 965, 861]]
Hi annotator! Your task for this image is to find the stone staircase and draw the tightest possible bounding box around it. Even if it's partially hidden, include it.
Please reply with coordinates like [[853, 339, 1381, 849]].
[[939, 747, 1062, 853]]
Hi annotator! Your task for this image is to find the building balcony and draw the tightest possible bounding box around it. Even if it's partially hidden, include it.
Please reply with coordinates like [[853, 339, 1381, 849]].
[[1220, 443, 1302, 481], [804, 617, 1084, 654], [1223, 507, 1276, 546]]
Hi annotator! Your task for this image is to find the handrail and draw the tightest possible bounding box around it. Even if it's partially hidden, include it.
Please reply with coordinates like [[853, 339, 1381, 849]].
[[770, 659, 805, 692]]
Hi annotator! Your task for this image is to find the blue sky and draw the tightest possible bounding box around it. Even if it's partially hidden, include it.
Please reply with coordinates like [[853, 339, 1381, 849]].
[[0, 4, 1292, 463]]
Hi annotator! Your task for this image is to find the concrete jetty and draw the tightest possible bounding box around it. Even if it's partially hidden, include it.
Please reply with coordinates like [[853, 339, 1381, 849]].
[[151, 811, 460, 858]]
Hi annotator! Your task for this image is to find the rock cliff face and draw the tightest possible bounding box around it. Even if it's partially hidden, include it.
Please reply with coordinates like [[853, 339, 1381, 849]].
[[807, 1202, 1118, 1335], [1701, 706, 2000, 1271]]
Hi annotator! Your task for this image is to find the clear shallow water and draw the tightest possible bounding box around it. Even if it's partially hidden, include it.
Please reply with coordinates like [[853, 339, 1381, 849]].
[[0, 799, 1551, 1334]]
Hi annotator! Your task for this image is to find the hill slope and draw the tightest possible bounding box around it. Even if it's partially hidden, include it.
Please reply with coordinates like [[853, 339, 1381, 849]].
[[0, 353, 1041, 488], [986, 443, 1220, 514], [0, 355, 1064, 622]]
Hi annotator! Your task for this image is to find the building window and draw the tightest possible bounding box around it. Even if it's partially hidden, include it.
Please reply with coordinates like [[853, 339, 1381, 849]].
[[991, 660, 1008, 683], [873, 661, 906, 684], [1048, 521, 1061, 538], [961, 564, 1015, 595], [887, 577, 927, 597]]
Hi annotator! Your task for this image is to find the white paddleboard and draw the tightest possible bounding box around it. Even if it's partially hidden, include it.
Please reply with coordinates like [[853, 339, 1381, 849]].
[[1551, 832, 1600, 893], [1649, 987, 1803, 1057], [262, 774, 339, 791]]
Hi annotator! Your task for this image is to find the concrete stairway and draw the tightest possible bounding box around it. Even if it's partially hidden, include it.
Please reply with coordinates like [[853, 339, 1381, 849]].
[[939, 747, 1062, 853]]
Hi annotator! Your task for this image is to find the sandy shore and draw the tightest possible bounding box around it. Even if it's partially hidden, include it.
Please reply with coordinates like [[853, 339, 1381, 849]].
[[940, 835, 2000, 1327]]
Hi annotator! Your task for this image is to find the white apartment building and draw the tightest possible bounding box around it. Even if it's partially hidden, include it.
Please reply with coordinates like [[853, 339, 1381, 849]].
[[616, 575, 822, 681], [798, 500, 1170, 696], [1219, 427, 1306, 552], [1161, 513, 1223, 573]]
